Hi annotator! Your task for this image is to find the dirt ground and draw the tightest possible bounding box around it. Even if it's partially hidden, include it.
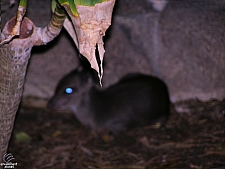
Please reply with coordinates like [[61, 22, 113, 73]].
[[8, 97, 225, 169]]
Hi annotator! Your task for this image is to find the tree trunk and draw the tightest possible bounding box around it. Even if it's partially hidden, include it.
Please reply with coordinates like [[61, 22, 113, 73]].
[[0, 39, 32, 162], [0, 2, 65, 160]]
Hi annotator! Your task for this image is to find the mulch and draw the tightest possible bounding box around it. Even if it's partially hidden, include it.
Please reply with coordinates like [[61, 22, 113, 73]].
[[8, 97, 225, 169]]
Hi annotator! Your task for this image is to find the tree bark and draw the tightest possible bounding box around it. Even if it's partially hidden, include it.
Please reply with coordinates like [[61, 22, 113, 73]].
[[0, 2, 66, 162]]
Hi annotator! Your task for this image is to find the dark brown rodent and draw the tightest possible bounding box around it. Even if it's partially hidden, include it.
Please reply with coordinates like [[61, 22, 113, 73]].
[[48, 59, 170, 132]]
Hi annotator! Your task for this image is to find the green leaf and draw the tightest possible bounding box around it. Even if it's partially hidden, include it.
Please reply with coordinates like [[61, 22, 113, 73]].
[[52, 0, 57, 12], [74, 0, 106, 6], [68, 0, 78, 16], [19, 0, 27, 8], [57, 0, 107, 17], [58, 0, 68, 4], [15, 132, 32, 144]]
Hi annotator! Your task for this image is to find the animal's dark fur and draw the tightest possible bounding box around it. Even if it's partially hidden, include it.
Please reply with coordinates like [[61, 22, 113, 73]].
[[48, 58, 170, 132]]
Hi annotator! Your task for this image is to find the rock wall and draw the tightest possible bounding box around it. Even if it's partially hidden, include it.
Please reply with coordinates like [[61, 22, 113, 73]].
[[103, 0, 225, 102], [2, 0, 225, 102]]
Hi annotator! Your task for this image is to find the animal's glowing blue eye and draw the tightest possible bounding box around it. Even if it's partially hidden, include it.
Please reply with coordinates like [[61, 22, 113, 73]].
[[65, 87, 73, 94]]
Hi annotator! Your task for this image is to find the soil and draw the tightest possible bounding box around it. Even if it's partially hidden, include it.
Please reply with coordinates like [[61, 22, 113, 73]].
[[8, 97, 225, 169]]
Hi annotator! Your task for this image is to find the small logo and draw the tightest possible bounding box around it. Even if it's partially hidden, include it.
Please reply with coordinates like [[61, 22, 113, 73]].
[[0, 153, 17, 168], [3, 153, 15, 163]]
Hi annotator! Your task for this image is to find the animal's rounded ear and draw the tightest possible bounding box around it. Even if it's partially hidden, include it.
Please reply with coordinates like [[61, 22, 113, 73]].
[[79, 55, 92, 70], [87, 75, 101, 88]]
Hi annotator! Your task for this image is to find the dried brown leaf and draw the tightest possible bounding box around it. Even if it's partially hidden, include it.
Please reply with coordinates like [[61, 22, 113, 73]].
[[63, 0, 116, 82]]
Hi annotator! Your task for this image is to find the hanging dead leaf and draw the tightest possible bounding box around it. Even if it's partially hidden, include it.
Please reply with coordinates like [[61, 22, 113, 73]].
[[62, 0, 116, 82]]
